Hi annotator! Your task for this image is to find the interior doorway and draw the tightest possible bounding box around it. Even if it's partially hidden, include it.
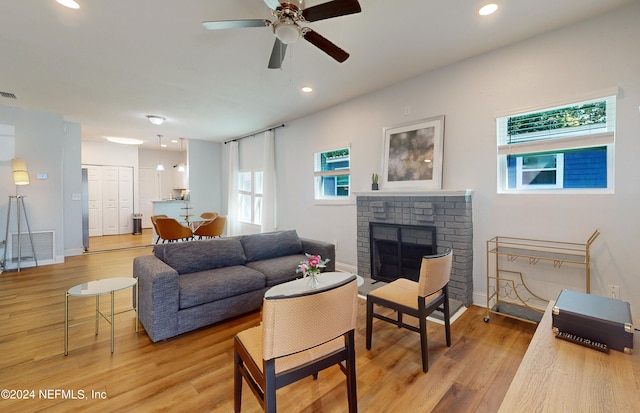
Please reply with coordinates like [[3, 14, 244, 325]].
[[83, 164, 140, 252]]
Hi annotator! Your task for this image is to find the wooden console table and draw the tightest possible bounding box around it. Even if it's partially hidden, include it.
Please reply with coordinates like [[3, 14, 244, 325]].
[[498, 301, 639, 412]]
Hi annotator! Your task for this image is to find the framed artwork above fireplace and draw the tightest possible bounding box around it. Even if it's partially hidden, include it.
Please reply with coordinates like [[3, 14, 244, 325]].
[[381, 115, 445, 190]]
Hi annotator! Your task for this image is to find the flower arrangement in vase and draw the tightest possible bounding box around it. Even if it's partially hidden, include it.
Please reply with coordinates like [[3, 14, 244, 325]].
[[296, 253, 330, 288]]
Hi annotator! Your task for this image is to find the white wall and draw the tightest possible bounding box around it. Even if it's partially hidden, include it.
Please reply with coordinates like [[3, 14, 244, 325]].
[[224, 2, 640, 317], [187, 139, 222, 218], [63, 122, 83, 255], [0, 106, 80, 263], [138, 146, 183, 199]]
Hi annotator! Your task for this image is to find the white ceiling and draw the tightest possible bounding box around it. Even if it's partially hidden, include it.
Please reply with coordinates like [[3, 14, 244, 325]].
[[0, 0, 634, 150]]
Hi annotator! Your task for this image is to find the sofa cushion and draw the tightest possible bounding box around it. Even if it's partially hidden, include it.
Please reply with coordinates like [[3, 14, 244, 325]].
[[158, 238, 247, 275], [245, 254, 308, 287], [240, 230, 303, 262], [178, 266, 265, 309]]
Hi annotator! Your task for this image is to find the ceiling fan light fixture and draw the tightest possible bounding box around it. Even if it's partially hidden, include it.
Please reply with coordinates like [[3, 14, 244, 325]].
[[274, 21, 301, 44], [146, 115, 166, 125]]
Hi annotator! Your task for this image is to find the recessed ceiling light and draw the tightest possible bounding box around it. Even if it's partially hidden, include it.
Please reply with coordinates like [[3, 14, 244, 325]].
[[105, 137, 144, 145], [56, 0, 80, 9], [301, 86, 313, 93], [479, 3, 498, 16], [146, 115, 166, 125]]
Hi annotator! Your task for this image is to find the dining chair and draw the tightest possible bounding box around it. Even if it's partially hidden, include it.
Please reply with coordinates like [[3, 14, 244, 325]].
[[154, 217, 193, 243], [199, 212, 218, 221], [366, 250, 453, 373], [234, 275, 358, 413], [194, 216, 226, 239], [150, 214, 168, 244]]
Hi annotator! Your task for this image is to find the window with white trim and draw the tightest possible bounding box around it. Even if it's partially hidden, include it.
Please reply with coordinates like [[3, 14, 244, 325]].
[[516, 153, 564, 189], [238, 171, 263, 224], [314, 147, 350, 200], [497, 94, 615, 193]]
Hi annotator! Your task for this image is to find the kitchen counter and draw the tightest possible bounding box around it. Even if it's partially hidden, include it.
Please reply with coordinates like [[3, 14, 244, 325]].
[[152, 200, 190, 221]]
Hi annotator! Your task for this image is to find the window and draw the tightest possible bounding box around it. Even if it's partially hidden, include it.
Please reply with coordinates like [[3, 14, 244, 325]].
[[314, 147, 350, 200], [497, 94, 615, 193], [238, 171, 263, 224], [515, 153, 564, 189]]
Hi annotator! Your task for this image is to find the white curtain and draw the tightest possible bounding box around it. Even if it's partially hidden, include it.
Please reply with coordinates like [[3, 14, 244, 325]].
[[261, 129, 277, 232], [226, 141, 241, 236]]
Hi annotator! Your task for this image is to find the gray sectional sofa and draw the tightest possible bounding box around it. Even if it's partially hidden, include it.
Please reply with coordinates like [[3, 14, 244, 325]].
[[133, 230, 335, 342]]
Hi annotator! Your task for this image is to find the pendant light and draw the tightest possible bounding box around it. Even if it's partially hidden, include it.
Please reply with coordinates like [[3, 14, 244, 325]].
[[156, 135, 165, 171]]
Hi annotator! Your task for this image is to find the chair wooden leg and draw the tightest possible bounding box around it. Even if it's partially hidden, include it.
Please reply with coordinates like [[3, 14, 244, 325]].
[[346, 332, 358, 413], [443, 287, 452, 347], [264, 361, 277, 413], [234, 347, 242, 413], [365, 298, 373, 350], [419, 301, 429, 373]]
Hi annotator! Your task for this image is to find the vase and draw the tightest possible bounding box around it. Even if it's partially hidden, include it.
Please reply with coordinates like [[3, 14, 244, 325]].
[[307, 271, 320, 288]]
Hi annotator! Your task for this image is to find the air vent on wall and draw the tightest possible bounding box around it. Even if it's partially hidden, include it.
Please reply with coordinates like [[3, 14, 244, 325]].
[[0, 91, 17, 99], [6, 230, 55, 270]]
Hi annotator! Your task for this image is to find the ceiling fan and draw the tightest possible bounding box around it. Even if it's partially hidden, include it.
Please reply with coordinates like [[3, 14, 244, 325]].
[[202, 0, 362, 69]]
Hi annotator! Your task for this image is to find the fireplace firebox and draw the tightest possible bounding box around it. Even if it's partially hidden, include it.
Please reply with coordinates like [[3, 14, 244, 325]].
[[369, 222, 436, 283]]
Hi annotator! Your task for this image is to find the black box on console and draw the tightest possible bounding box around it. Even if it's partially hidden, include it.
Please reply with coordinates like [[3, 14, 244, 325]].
[[552, 289, 634, 354]]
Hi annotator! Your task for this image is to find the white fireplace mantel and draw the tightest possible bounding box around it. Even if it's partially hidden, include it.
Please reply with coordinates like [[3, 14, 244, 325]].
[[354, 189, 473, 197]]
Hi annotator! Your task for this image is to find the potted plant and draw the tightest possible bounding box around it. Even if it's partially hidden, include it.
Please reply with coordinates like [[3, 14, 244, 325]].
[[371, 173, 379, 190]]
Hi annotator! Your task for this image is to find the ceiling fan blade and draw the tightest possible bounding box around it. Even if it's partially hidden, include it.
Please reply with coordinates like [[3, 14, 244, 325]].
[[302, 0, 361, 22], [268, 38, 287, 69], [202, 19, 270, 30], [263, 0, 281, 10], [303, 29, 349, 63]]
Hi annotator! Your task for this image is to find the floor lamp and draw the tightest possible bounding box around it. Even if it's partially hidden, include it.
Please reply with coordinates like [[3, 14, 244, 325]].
[[2, 158, 38, 273]]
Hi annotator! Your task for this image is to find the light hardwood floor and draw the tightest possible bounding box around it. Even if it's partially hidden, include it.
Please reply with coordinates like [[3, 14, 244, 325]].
[[0, 233, 536, 412], [86, 229, 155, 252]]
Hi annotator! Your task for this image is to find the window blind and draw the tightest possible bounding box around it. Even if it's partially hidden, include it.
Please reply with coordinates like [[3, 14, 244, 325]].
[[497, 95, 616, 155]]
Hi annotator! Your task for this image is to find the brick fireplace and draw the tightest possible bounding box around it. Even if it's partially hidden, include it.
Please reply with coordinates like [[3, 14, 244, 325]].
[[369, 222, 437, 283], [356, 190, 474, 306]]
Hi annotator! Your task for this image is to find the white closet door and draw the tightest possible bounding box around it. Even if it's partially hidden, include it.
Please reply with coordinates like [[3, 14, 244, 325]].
[[86, 166, 103, 237], [118, 166, 134, 234], [102, 166, 119, 236]]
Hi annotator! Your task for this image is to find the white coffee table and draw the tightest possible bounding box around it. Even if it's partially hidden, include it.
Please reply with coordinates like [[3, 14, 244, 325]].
[[64, 277, 138, 355]]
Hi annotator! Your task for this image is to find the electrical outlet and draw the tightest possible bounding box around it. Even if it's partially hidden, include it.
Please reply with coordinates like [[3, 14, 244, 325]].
[[608, 284, 620, 299]]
